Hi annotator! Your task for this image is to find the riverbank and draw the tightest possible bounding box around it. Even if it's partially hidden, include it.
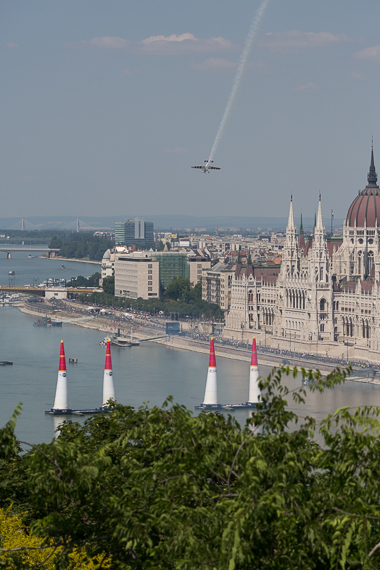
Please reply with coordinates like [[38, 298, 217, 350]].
[[15, 300, 380, 385], [46, 257, 101, 265]]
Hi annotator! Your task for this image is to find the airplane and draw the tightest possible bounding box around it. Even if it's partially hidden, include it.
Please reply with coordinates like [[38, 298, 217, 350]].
[[191, 159, 221, 174]]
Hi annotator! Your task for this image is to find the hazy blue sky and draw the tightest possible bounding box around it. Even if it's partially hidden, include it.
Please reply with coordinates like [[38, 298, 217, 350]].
[[2, 0, 380, 222]]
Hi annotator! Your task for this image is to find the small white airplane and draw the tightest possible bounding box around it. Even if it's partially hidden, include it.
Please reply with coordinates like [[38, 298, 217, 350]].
[[191, 159, 221, 174]]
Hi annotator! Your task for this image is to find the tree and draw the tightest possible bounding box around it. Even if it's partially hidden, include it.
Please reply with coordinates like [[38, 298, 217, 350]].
[[102, 275, 114, 295], [5, 364, 380, 568]]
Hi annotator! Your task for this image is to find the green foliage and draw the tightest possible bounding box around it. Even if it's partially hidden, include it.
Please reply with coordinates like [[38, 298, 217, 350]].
[[66, 273, 101, 288], [78, 275, 221, 319], [49, 233, 114, 261], [7, 365, 380, 568], [164, 277, 202, 303], [101, 276, 114, 296], [163, 277, 190, 301]]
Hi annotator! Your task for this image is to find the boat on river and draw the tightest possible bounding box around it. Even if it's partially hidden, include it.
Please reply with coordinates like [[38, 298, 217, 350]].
[[100, 333, 132, 348], [33, 317, 62, 327]]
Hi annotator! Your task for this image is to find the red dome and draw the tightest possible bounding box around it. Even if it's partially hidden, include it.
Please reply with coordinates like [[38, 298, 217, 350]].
[[347, 187, 380, 227], [346, 148, 380, 227]]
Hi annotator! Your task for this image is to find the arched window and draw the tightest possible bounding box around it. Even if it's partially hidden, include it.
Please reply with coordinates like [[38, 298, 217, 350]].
[[368, 251, 374, 275], [320, 298, 326, 312], [320, 323, 324, 332]]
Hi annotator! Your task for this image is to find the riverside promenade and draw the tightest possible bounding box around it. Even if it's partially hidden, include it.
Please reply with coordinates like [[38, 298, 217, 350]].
[[15, 299, 380, 385]]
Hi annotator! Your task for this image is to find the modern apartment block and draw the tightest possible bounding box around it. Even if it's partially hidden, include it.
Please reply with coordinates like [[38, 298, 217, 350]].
[[202, 262, 235, 312], [114, 251, 159, 300], [115, 218, 154, 247], [151, 252, 211, 289]]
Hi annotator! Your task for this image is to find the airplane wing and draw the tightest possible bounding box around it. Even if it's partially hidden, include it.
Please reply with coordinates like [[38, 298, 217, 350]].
[[208, 167, 221, 170], [191, 166, 204, 169]]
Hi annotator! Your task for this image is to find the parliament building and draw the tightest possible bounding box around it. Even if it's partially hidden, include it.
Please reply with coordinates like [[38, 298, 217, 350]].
[[224, 148, 380, 362]]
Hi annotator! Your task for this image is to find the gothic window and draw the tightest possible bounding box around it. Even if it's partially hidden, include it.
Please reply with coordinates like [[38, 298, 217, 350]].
[[368, 251, 374, 275], [320, 324, 324, 332], [358, 251, 362, 274], [320, 298, 326, 312], [362, 320, 370, 339], [320, 267, 323, 281]]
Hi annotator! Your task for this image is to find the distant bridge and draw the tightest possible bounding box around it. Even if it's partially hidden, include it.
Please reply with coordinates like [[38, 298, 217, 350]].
[[0, 248, 60, 259], [0, 286, 99, 298]]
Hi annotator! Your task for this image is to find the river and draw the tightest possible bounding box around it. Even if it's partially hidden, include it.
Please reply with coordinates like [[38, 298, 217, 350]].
[[0, 247, 379, 444]]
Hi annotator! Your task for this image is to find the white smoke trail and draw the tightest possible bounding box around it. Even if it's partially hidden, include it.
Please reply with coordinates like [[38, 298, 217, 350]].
[[207, 0, 271, 165]]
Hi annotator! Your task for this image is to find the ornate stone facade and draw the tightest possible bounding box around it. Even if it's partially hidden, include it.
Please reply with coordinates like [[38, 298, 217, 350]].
[[224, 148, 380, 362]]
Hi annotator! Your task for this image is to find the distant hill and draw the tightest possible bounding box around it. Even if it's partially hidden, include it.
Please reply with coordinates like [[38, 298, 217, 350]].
[[0, 215, 342, 233]]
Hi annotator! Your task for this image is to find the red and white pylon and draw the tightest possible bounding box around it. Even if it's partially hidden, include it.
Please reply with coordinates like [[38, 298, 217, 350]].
[[53, 340, 68, 410], [248, 337, 260, 404], [102, 339, 115, 406], [203, 337, 218, 405]]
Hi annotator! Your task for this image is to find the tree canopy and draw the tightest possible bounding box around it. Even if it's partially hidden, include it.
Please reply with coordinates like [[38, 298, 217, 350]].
[[66, 273, 101, 288], [80, 275, 222, 319], [163, 277, 201, 303], [49, 234, 114, 261], [3, 365, 380, 568]]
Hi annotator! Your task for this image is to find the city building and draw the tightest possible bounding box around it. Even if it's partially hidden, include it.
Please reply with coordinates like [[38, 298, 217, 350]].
[[114, 251, 159, 300], [151, 251, 211, 289], [115, 218, 154, 247], [224, 147, 380, 363], [186, 253, 211, 286], [100, 246, 128, 284], [151, 252, 190, 289], [202, 263, 235, 312]]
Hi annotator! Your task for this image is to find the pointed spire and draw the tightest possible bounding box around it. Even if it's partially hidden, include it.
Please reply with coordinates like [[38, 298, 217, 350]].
[[367, 140, 378, 187], [315, 194, 324, 231], [287, 196, 296, 231], [299, 212, 305, 249]]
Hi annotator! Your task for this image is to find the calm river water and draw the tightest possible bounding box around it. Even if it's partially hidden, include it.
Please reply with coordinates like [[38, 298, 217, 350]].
[[1, 247, 379, 444]]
